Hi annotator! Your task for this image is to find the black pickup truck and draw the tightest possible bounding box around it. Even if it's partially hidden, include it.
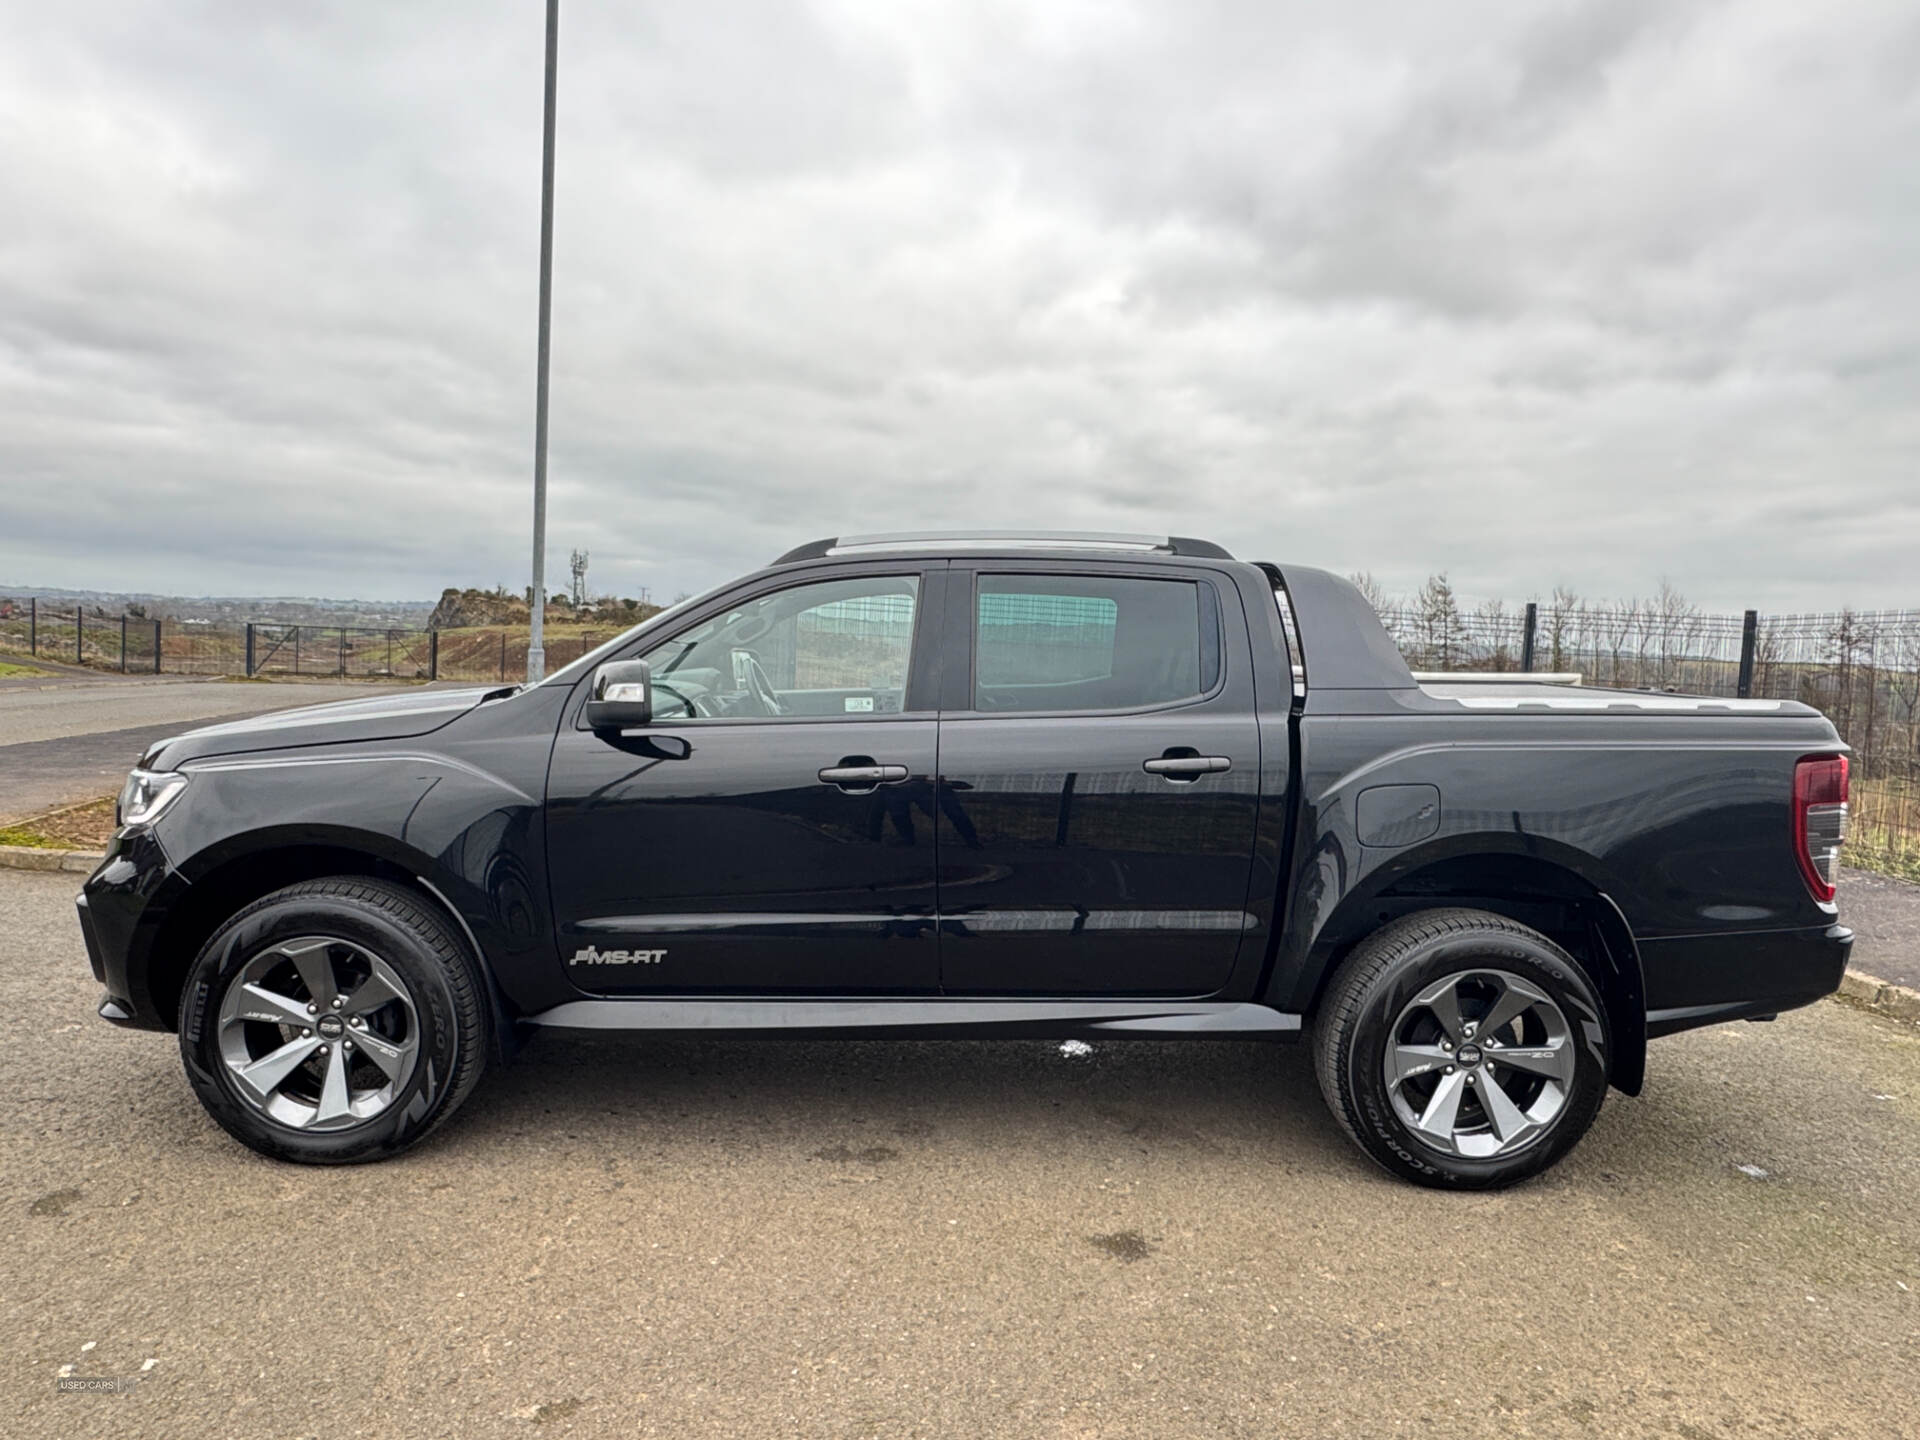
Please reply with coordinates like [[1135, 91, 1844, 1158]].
[[77, 533, 1854, 1187]]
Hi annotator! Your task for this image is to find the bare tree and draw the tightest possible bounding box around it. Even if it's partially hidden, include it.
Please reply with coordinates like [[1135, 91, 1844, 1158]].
[[1348, 571, 1388, 610], [1545, 586, 1579, 675], [1647, 581, 1698, 690], [1473, 598, 1515, 670], [1347, 571, 1395, 643], [1598, 599, 1638, 689], [1412, 573, 1468, 670], [1824, 608, 1883, 770]]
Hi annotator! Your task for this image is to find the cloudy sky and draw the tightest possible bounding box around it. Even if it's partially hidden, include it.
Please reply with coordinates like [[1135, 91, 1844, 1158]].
[[2, 0, 1917, 611]]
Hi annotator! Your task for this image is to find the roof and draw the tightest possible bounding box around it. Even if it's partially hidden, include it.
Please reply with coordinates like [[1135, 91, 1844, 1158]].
[[771, 531, 1234, 565]]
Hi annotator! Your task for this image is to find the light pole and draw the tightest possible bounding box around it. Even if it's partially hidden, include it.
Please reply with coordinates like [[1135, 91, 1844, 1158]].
[[527, 0, 559, 682]]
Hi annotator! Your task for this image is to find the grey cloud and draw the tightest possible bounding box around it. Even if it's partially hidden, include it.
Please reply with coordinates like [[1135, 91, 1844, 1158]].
[[1, 0, 1917, 612]]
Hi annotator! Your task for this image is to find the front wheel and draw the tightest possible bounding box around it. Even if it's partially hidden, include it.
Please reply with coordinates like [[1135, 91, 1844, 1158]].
[[1312, 908, 1610, 1189], [178, 877, 490, 1164]]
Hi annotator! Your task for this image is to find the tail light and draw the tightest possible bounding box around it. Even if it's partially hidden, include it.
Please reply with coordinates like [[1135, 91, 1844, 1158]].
[[1792, 755, 1849, 903]]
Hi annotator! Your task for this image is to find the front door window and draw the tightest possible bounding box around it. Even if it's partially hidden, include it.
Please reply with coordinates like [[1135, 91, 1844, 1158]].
[[643, 575, 920, 720]]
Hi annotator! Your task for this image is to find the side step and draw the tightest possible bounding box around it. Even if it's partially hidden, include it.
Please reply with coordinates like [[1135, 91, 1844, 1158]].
[[522, 997, 1301, 1040]]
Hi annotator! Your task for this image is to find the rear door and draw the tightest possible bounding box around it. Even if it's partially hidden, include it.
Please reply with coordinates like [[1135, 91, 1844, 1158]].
[[933, 562, 1262, 995], [544, 564, 944, 994]]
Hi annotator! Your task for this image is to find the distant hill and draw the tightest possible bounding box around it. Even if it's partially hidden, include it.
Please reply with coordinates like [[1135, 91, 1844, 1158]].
[[0, 585, 438, 628], [0, 584, 663, 631], [427, 587, 665, 630]]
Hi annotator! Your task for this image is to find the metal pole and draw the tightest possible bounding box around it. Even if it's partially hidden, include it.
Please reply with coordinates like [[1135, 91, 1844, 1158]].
[[1520, 601, 1537, 674], [429, 629, 440, 681], [526, 0, 559, 683], [77, 607, 84, 665], [246, 623, 255, 677], [500, 630, 508, 683], [152, 620, 162, 674], [1736, 610, 1758, 699], [120, 615, 128, 673], [28, 597, 35, 655]]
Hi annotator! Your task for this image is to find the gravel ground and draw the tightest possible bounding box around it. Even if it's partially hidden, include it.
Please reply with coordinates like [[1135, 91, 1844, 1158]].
[[2, 869, 1917, 1438]]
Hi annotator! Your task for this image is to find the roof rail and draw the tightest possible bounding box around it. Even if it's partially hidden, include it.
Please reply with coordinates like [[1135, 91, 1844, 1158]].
[[772, 531, 1234, 564]]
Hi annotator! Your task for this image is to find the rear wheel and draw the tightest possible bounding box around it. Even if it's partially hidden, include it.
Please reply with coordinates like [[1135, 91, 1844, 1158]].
[[1313, 908, 1610, 1189], [178, 877, 490, 1164]]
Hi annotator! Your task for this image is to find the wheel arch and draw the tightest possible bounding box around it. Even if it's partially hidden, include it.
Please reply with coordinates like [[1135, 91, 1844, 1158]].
[[143, 831, 519, 1061], [1298, 848, 1647, 1095]]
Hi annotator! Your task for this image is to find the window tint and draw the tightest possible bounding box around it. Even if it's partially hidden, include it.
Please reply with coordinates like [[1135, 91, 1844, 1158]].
[[974, 574, 1214, 712], [641, 575, 918, 720]]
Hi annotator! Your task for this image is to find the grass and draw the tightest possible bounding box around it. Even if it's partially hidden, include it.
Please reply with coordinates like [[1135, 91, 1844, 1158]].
[[1849, 776, 1920, 884], [0, 658, 51, 678], [0, 797, 118, 851], [0, 826, 65, 849]]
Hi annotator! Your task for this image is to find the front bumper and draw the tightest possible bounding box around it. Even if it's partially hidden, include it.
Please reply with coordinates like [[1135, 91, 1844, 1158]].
[[77, 826, 184, 1032]]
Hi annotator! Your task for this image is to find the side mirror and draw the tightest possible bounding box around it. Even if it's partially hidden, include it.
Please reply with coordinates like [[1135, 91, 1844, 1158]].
[[584, 660, 652, 731]]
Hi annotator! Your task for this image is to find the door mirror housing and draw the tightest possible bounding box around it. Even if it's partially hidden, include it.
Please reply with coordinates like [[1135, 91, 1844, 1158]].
[[585, 660, 652, 731]]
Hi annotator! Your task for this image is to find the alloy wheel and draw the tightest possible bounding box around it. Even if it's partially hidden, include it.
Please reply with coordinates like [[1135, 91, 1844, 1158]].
[[216, 935, 421, 1131], [1382, 968, 1576, 1159]]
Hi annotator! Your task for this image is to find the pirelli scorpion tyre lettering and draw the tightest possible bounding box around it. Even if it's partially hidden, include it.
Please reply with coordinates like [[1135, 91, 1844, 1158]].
[[1312, 907, 1610, 1191], [178, 877, 490, 1165]]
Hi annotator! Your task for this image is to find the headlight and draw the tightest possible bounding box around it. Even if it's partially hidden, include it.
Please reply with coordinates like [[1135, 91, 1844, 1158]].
[[117, 769, 188, 828]]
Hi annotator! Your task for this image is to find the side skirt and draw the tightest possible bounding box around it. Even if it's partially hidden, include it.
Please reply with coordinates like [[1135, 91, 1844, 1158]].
[[521, 997, 1302, 1041]]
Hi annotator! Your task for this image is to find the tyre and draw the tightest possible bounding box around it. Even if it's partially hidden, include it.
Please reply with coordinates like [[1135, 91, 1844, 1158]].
[[1312, 907, 1609, 1189], [178, 877, 490, 1164]]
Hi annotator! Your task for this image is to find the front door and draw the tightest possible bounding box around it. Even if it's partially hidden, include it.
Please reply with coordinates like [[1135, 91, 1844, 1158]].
[[934, 565, 1262, 996], [545, 568, 942, 994]]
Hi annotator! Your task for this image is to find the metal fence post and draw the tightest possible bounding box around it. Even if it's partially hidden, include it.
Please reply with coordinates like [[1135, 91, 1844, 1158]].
[[1736, 610, 1758, 698], [28, 597, 35, 655], [152, 620, 162, 673], [338, 627, 348, 676], [499, 631, 508, 683], [1520, 602, 1538, 673], [293, 626, 301, 675], [120, 615, 128, 673], [429, 630, 439, 681], [245, 623, 255, 677]]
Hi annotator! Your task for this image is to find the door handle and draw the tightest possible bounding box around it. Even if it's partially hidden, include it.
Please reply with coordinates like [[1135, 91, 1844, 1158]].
[[1142, 754, 1231, 781], [819, 760, 910, 791]]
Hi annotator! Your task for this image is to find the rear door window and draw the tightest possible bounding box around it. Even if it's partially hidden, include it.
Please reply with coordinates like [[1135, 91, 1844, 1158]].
[[973, 574, 1217, 713]]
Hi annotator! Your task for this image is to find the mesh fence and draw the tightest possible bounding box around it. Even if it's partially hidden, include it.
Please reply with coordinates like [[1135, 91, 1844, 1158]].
[[1376, 600, 1920, 878], [0, 603, 624, 685], [0, 605, 164, 673], [5, 591, 1920, 877]]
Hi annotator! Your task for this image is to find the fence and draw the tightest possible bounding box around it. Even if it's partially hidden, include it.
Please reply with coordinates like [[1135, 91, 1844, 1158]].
[[0, 598, 623, 685], [0, 601, 163, 674], [1377, 599, 1920, 879], [4, 589, 1919, 875]]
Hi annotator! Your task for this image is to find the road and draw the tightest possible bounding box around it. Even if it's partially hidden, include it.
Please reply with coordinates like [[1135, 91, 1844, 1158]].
[[0, 677, 435, 820], [2, 869, 1915, 1438], [1841, 867, 1920, 992]]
